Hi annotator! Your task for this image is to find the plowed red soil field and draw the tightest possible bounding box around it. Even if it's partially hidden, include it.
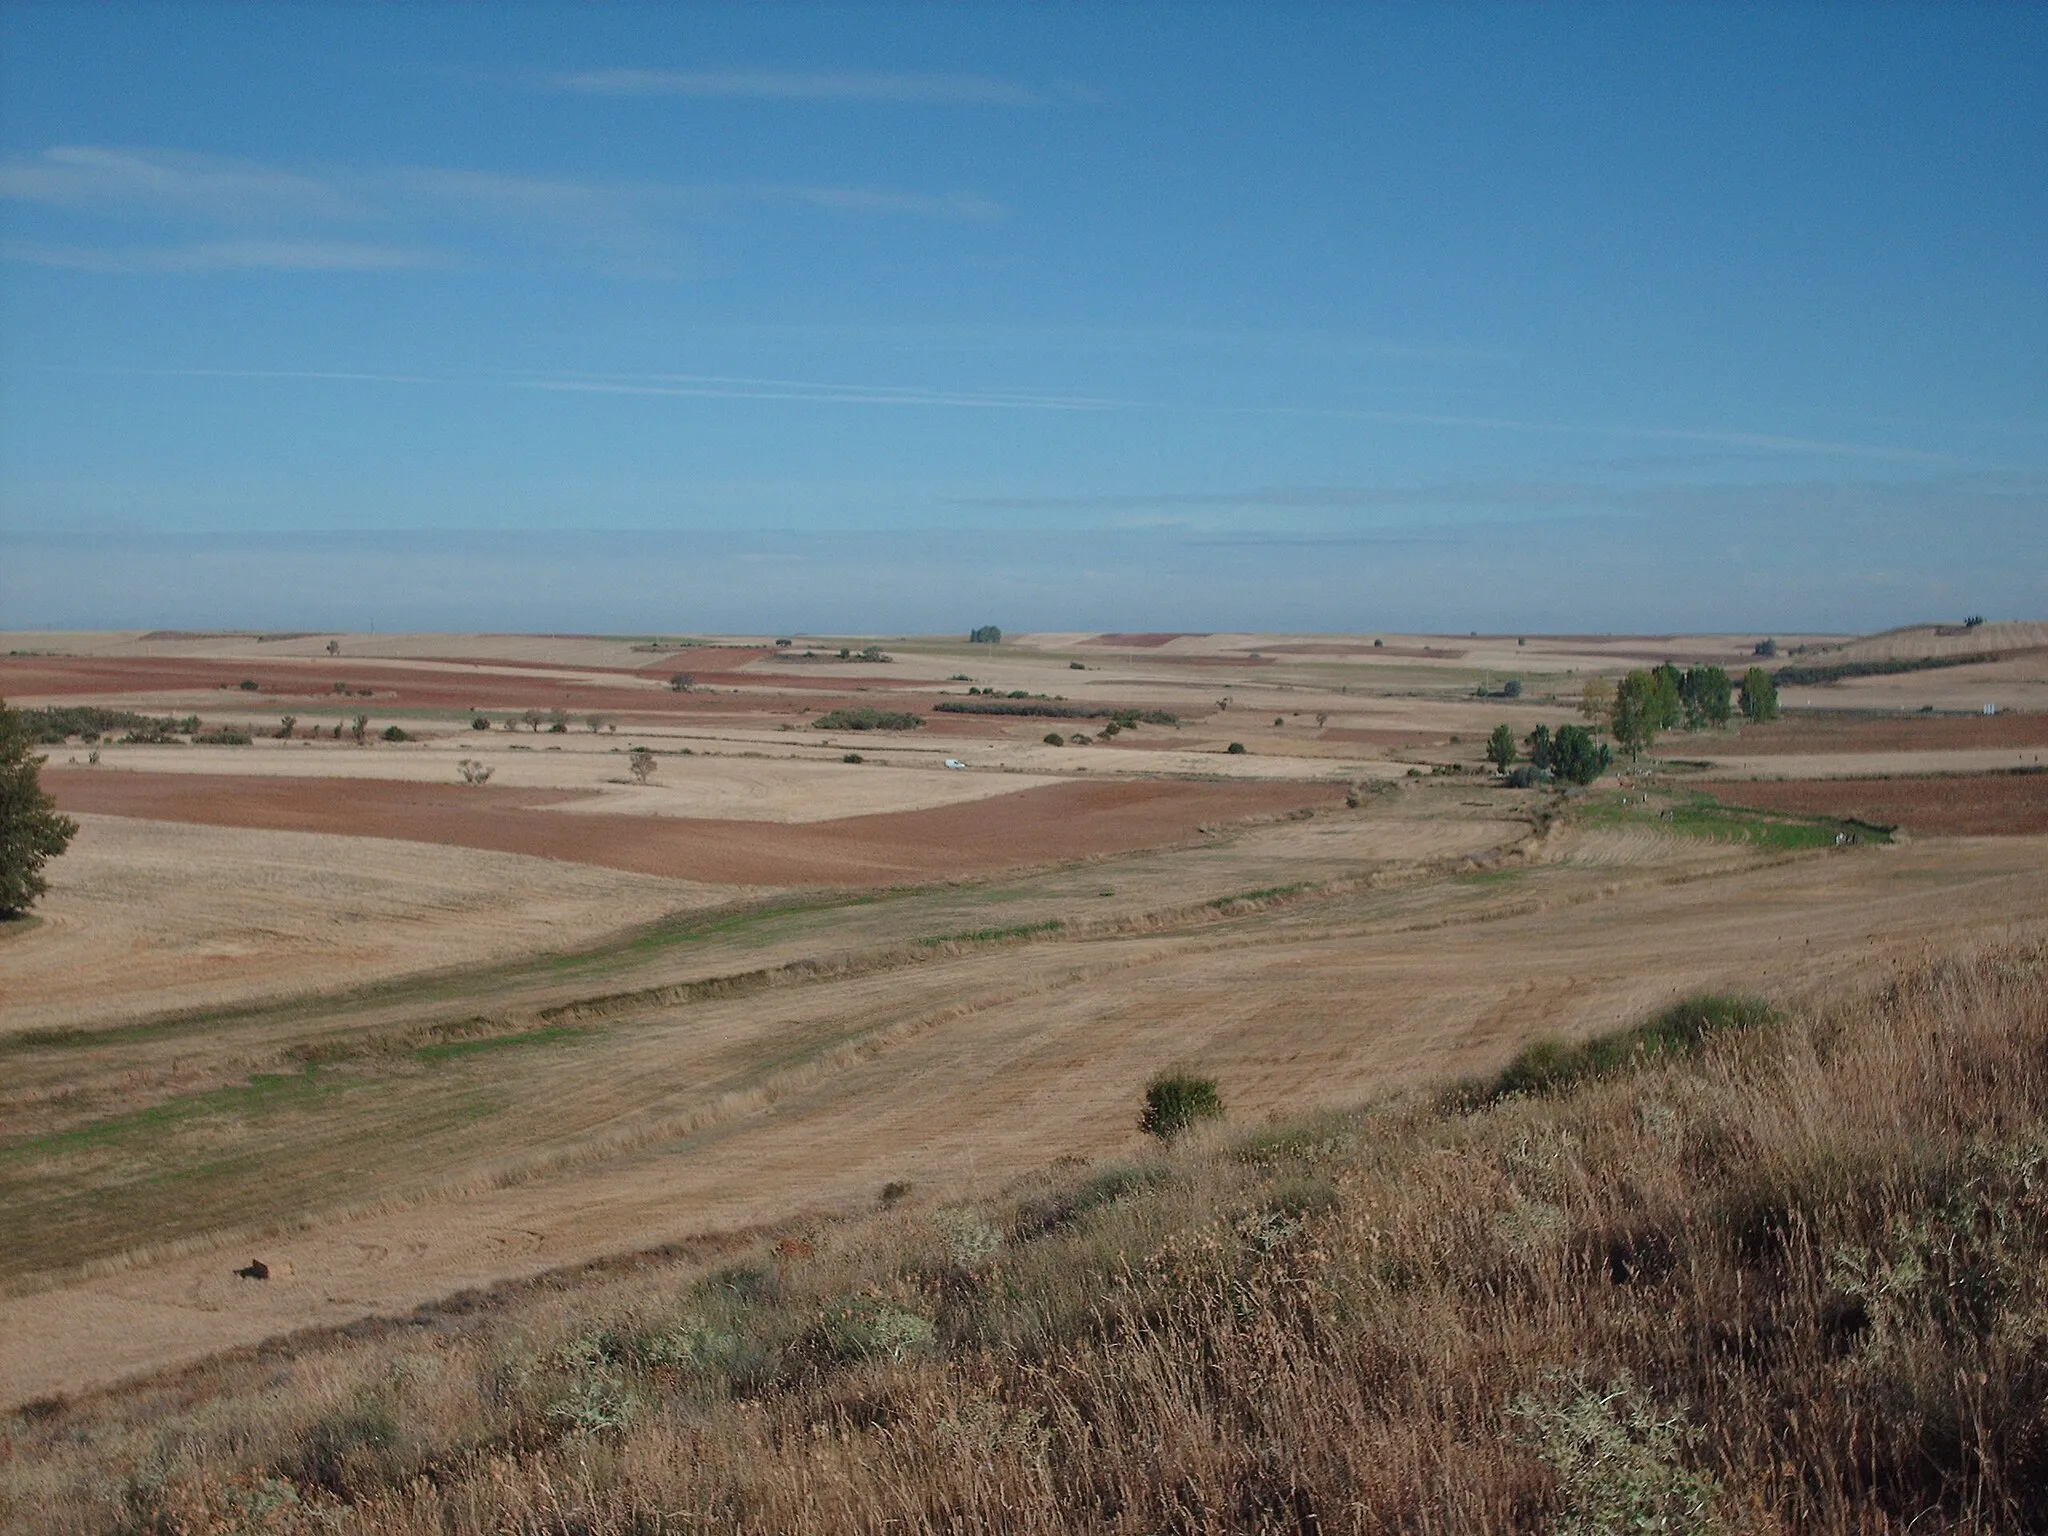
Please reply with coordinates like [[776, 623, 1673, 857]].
[[1700, 773, 2048, 836], [1727, 713, 2048, 754], [45, 770, 1344, 885]]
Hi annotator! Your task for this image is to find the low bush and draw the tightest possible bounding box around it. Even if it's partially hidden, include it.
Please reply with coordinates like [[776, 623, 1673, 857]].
[[191, 727, 253, 745], [1226, 741, 1247, 754], [1140, 1072, 1224, 1139], [381, 726, 410, 742]]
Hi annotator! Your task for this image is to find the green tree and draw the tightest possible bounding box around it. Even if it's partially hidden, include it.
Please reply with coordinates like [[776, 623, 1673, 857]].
[[1649, 664, 1685, 730], [1549, 724, 1612, 785], [1486, 723, 1517, 773], [1679, 666, 1732, 730], [1739, 666, 1779, 723], [0, 699, 79, 917], [1609, 670, 1659, 760], [969, 625, 1002, 644], [1525, 723, 1553, 773]]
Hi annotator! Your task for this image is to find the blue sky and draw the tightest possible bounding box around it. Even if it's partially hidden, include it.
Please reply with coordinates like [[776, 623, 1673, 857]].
[[1, 3, 2042, 634]]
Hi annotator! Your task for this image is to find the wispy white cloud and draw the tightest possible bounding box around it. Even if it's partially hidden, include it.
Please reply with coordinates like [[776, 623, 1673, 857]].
[[0, 238, 446, 272], [0, 146, 361, 220], [0, 146, 1006, 277], [551, 68, 1041, 105], [515, 371, 1122, 411]]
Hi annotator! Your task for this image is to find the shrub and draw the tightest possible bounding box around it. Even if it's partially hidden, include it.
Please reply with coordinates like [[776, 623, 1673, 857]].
[[1503, 678, 1522, 698], [841, 752, 864, 764], [1446, 993, 1775, 1109], [1044, 732, 1065, 746], [1226, 742, 1247, 755], [628, 747, 657, 784], [812, 708, 922, 731], [457, 759, 494, 786], [1141, 1073, 1224, 1139], [381, 726, 410, 742], [238, 678, 259, 691], [192, 727, 253, 745], [471, 716, 490, 731]]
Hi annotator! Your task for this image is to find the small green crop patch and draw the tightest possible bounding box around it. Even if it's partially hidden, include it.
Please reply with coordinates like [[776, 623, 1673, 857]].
[[0, 1064, 357, 1169], [1581, 789, 1888, 851], [915, 919, 1065, 948]]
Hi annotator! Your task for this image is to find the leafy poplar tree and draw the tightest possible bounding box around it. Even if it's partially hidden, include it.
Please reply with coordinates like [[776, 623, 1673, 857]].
[[0, 700, 79, 918], [1610, 670, 1660, 760], [1739, 666, 1779, 723], [1649, 663, 1686, 730], [1680, 666, 1733, 729]]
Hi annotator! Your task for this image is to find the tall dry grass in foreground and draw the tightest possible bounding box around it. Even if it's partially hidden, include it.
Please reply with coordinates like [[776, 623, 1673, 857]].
[[7, 941, 2047, 1533]]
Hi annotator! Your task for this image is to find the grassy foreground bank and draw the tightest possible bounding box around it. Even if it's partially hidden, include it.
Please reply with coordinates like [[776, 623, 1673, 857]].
[[7, 942, 2046, 1533]]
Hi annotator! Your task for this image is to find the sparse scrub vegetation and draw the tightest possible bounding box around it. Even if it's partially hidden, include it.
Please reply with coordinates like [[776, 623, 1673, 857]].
[[812, 708, 923, 731], [935, 700, 1178, 724], [11, 945, 2048, 1530]]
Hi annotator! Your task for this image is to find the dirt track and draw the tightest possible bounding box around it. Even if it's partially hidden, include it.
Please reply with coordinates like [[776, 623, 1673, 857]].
[[46, 770, 1344, 886], [1700, 773, 2048, 836]]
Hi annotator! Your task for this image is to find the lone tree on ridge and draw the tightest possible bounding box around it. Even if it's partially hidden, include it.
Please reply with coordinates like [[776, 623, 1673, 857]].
[[0, 699, 79, 918]]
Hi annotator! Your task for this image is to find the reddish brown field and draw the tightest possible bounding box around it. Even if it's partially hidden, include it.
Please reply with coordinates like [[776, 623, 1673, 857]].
[[1319, 727, 1455, 747], [1700, 772, 2048, 836], [1729, 711, 2048, 754], [0, 654, 938, 718], [45, 770, 1344, 885]]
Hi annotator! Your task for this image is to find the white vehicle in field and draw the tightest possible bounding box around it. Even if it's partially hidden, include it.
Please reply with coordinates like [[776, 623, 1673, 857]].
[[943, 759, 968, 770]]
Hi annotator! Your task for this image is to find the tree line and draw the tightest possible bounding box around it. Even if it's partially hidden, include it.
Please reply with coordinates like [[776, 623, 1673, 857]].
[[1483, 663, 1779, 784]]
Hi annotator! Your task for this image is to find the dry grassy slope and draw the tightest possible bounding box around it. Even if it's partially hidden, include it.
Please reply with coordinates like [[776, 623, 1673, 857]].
[[5, 938, 2044, 1535], [4, 807, 2045, 1406], [1804, 620, 2048, 664]]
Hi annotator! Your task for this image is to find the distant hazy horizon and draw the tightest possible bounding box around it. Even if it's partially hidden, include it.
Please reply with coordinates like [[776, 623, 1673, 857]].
[[3, 4, 2042, 632]]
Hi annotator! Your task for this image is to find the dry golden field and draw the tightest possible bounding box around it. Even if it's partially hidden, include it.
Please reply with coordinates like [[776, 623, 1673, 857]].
[[4, 624, 2046, 1446]]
